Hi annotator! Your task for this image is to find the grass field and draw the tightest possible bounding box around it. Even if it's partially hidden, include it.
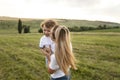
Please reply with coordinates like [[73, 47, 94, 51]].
[[0, 28, 120, 80], [0, 17, 120, 80]]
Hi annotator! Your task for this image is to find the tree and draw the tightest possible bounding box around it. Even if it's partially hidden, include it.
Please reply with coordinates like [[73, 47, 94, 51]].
[[24, 26, 30, 33], [18, 19, 22, 34]]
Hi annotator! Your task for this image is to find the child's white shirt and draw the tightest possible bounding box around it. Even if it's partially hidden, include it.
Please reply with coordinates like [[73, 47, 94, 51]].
[[39, 35, 55, 53]]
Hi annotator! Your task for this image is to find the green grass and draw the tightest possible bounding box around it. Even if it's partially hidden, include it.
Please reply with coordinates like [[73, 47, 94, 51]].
[[0, 33, 49, 80], [71, 32, 120, 80], [0, 29, 120, 80]]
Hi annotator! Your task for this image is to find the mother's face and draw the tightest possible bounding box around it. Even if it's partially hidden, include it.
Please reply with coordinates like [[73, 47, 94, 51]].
[[50, 28, 56, 41]]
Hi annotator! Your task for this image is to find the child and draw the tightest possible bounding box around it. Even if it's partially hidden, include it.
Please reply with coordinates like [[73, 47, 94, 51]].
[[46, 25, 77, 80], [39, 19, 58, 66]]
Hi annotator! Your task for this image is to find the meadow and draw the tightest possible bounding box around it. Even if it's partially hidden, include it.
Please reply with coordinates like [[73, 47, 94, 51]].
[[0, 17, 120, 80]]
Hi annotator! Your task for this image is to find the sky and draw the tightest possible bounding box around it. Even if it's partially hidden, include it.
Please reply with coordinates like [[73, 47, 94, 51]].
[[0, 0, 120, 23]]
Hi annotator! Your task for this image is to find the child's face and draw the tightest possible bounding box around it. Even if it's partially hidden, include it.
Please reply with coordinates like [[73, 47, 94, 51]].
[[42, 25, 51, 37]]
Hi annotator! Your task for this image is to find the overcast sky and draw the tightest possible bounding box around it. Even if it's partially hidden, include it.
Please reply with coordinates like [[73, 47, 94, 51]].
[[0, 0, 120, 23]]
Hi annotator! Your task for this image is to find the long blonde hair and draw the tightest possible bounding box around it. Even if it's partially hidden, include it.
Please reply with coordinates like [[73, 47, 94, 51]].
[[54, 26, 76, 75]]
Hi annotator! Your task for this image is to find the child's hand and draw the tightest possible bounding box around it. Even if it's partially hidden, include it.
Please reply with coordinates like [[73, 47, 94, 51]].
[[44, 45, 51, 55], [44, 45, 51, 61]]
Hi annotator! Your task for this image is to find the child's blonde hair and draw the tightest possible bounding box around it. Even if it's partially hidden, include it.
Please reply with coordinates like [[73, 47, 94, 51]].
[[40, 19, 58, 28]]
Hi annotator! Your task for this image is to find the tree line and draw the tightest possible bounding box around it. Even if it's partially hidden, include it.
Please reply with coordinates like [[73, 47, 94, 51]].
[[67, 25, 120, 32], [38, 24, 120, 33], [17, 19, 120, 33]]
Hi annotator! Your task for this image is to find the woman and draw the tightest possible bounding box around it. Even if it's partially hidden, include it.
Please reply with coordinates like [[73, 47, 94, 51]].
[[46, 25, 77, 80]]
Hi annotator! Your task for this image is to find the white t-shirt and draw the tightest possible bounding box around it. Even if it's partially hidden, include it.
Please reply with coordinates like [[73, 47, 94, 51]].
[[39, 35, 55, 53], [49, 43, 72, 78], [49, 54, 65, 78]]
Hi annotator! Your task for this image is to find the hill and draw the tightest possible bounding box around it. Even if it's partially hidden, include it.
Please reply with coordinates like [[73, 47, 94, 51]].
[[0, 16, 120, 29]]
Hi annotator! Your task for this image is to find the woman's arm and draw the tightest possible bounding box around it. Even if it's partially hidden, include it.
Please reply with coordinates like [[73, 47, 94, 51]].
[[47, 61, 56, 74], [47, 54, 59, 74]]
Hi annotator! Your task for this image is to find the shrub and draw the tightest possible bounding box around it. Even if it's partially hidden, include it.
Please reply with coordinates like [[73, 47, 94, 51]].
[[38, 28, 42, 33], [23, 26, 30, 33]]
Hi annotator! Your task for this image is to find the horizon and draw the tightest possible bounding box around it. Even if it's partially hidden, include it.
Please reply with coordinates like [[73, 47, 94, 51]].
[[1, 16, 120, 24], [0, 0, 120, 23]]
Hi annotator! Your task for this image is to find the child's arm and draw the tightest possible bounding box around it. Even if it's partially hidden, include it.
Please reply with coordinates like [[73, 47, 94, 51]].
[[40, 48, 48, 56], [40, 45, 47, 55], [40, 45, 52, 60]]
